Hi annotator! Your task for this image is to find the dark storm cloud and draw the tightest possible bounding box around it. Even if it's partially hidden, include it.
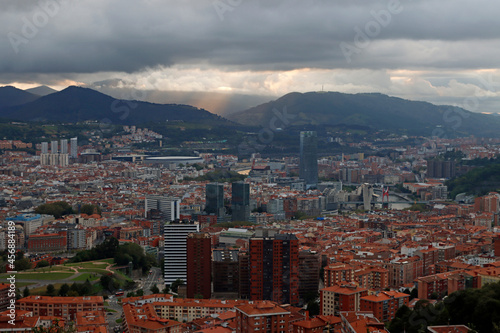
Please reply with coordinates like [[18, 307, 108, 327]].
[[1, 0, 500, 76]]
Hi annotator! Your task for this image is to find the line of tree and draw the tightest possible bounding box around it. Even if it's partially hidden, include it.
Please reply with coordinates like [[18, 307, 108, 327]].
[[79, 204, 102, 215], [69, 237, 119, 263], [35, 201, 74, 218], [0, 250, 32, 272], [388, 281, 500, 333], [69, 237, 157, 273], [446, 162, 500, 199]]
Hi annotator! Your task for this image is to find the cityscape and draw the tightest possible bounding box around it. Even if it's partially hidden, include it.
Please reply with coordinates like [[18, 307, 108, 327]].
[[1, 1, 500, 333]]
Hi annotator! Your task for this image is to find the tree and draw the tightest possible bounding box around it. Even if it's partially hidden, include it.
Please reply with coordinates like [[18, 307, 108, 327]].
[[46, 284, 55, 296], [170, 279, 184, 293], [35, 201, 74, 218], [293, 211, 307, 220], [14, 257, 32, 271], [100, 275, 113, 291], [80, 204, 102, 216], [410, 288, 418, 300], [67, 290, 79, 297], [136, 289, 144, 297], [124, 280, 136, 290], [37, 260, 50, 268], [23, 286, 30, 297], [150, 285, 160, 294], [59, 283, 70, 296], [80, 279, 92, 295]]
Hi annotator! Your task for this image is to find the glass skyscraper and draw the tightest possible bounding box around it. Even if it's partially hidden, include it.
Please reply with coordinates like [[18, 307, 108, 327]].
[[205, 183, 225, 217], [299, 131, 318, 189], [231, 181, 250, 222]]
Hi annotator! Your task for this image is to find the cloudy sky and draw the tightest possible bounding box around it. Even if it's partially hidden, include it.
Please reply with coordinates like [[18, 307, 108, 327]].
[[1, 0, 500, 113]]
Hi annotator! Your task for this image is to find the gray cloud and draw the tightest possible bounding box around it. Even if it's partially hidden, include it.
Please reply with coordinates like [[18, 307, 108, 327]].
[[1, 0, 500, 113], [1, 0, 500, 74]]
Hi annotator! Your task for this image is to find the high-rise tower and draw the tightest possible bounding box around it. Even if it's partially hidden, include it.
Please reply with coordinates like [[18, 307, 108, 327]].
[[248, 233, 299, 305], [231, 181, 250, 222], [60, 139, 68, 154], [70, 137, 78, 158], [186, 232, 211, 299], [299, 131, 318, 189], [205, 183, 225, 218], [164, 221, 199, 285]]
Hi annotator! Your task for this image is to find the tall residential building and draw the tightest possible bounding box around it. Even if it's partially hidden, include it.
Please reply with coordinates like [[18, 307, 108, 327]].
[[51, 140, 58, 154], [186, 232, 211, 299], [164, 221, 199, 285], [232, 181, 250, 222], [70, 137, 78, 158], [40, 153, 68, 167], [298, 250, 320, 302], [145, 195, 180, 220], [320, 284, 368, 316], [360, 291, 410, 323], [213, 249, 240, 297], [299, 131, 318, 189], [248, 234, 299, 305], [67, 229, 87, 250], [60, 139, 68, 154], [205, 183, 224, 217], [426, 159, 456, 179], [41, 142, 49, 154]]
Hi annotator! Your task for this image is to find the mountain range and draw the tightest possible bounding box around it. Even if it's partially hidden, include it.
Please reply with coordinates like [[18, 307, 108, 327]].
[[227, 91, 500, 137], [0, 86, 231, 126], [0, 86, 499, 137], [25, 85, 58, 96], [0, 86, 40, 109]]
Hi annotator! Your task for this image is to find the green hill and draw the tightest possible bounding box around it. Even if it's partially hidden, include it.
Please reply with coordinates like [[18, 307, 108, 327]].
[[228, 91, 500, 137], [446, 162, 500, 199], [0, 86, 233, 126], [0, 86, 40, 109]]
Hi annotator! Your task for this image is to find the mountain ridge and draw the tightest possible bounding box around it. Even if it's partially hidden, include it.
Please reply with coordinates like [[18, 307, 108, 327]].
[[0, 86, 40, 109], [0, 86, 233, 126], [25, 85, 58, 96], [227, 91, 500, 137]]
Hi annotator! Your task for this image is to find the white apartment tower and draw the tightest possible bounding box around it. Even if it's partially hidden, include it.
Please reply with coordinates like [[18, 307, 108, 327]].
[[50, 140, 58, 154], [70, 137, 78, 158], [163, 221, 199, 285], [60, 139, 68, 154], [41, 142, 49, 154]]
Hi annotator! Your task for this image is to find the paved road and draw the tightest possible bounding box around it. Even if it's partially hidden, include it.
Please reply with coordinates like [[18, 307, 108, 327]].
[[106, 296, 123, 332], [143, 267, 162, 295], [106, 267, 163, 332]]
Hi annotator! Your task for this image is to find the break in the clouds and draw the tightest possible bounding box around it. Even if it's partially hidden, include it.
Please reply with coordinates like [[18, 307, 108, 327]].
[[1, 0, 500, 112]]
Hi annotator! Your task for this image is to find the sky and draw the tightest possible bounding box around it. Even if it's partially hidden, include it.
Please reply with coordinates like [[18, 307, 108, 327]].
[[1, 0, 500, 113]]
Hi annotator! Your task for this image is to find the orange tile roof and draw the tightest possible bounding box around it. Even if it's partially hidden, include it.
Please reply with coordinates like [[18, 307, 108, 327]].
[[235, 301, 291, 317]]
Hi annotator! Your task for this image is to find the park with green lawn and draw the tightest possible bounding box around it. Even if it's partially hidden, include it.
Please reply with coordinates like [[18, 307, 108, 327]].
[[0, 238, 156, 296]]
